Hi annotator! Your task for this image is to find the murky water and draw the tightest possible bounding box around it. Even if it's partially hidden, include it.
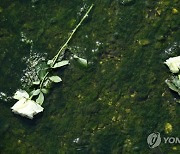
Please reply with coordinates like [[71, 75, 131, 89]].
[[0, 0, 179, 153]]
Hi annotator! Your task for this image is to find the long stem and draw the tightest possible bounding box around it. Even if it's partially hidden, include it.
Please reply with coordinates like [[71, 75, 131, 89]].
[[52, 4, 94, 66], [39, 4, 94, 89], [40, 72, 49, 89]]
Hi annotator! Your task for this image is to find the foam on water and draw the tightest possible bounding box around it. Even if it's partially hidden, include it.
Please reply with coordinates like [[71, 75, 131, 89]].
[[20, 32, 46, 88], [0, 92, 11, 102]]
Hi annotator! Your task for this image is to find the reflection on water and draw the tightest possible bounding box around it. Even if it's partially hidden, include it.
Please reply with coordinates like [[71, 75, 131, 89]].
[[21, 49, 46, 88], [164, 42, 179, 55]]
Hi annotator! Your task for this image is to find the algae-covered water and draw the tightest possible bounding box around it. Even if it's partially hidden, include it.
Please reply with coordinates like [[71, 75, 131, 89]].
[[0, 0, 179, 153]]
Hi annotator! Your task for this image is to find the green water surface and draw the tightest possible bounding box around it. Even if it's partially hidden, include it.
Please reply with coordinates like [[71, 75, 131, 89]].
[[0, 0, 179, 153]]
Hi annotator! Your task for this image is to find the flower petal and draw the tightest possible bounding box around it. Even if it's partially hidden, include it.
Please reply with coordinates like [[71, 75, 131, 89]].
[[164, 56, 180, 73], [26, 100, 44, 113], [11, 98, 26, 110], [13, 90, 29, 100], [11, 99, 44, 119]]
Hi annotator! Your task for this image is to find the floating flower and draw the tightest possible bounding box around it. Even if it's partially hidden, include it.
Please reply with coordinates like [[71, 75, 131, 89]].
[[11, 90, 44, 119], [164, 56, 180, 73], [10, 4, 94, 119]]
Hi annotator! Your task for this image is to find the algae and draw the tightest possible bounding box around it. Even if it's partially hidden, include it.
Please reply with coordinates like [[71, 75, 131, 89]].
[[0, 0, 179, 153]]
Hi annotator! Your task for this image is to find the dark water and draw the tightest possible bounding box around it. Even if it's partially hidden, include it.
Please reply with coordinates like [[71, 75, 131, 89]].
[[0, 0, 179, 153]]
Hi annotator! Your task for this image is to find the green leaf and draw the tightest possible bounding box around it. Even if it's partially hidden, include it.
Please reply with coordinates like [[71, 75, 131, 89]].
[[30, 90, 35, 96], [176, 99, 180, 103], [73, 55, 88, 67], [36, 92, 44, 105], [39, 70, 46, 80], [52, 60, 69, 68], [165, 79, 179, 93], [32, 89, 41, 96], [47, 60, 53, 65], [41, 88, 49, 94], [33, 80, 40, 85], [49, 76, 62, 83], [43, 79, 52, 89], [37, 62, 49, 80]]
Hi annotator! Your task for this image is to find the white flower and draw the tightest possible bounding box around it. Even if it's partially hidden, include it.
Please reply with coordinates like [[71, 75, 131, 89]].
[[11, 90, 44, 119], [164, 56, 180, 73], [13, 89, 29, 100]]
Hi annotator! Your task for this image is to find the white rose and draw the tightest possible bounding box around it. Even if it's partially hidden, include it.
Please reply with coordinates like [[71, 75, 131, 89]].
[[164, 56, 180, 73], [11, 90, 44, 119]]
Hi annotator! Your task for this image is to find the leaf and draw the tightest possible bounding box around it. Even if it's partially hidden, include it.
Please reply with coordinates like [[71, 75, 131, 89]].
[[41, 88, 49, 94], [173, 78, 180, 88], [49, 76, 62, 83], [52, 60, 69, 68], [37, 62, 49, 80], [33, 80, 40, 85], [43, 79, 52, 89], [30, 90, 35, 96], [36, 92, 44, 105], [73, 55, 88, 67], [32, 89, 41, 96], [165, 79, 179, 93], [47, 60, 53, 65]]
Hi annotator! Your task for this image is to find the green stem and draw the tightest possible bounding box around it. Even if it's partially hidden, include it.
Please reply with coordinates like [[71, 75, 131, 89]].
[[40, 72, 49, 89], [52, 4, 94, 66], [39, 4, 94, 89]]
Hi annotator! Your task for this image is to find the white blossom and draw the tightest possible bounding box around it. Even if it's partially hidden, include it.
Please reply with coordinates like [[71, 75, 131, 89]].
[[13, 90, 29, 100], [164, 56, 180, 73], [11, 90, 44, 119]]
